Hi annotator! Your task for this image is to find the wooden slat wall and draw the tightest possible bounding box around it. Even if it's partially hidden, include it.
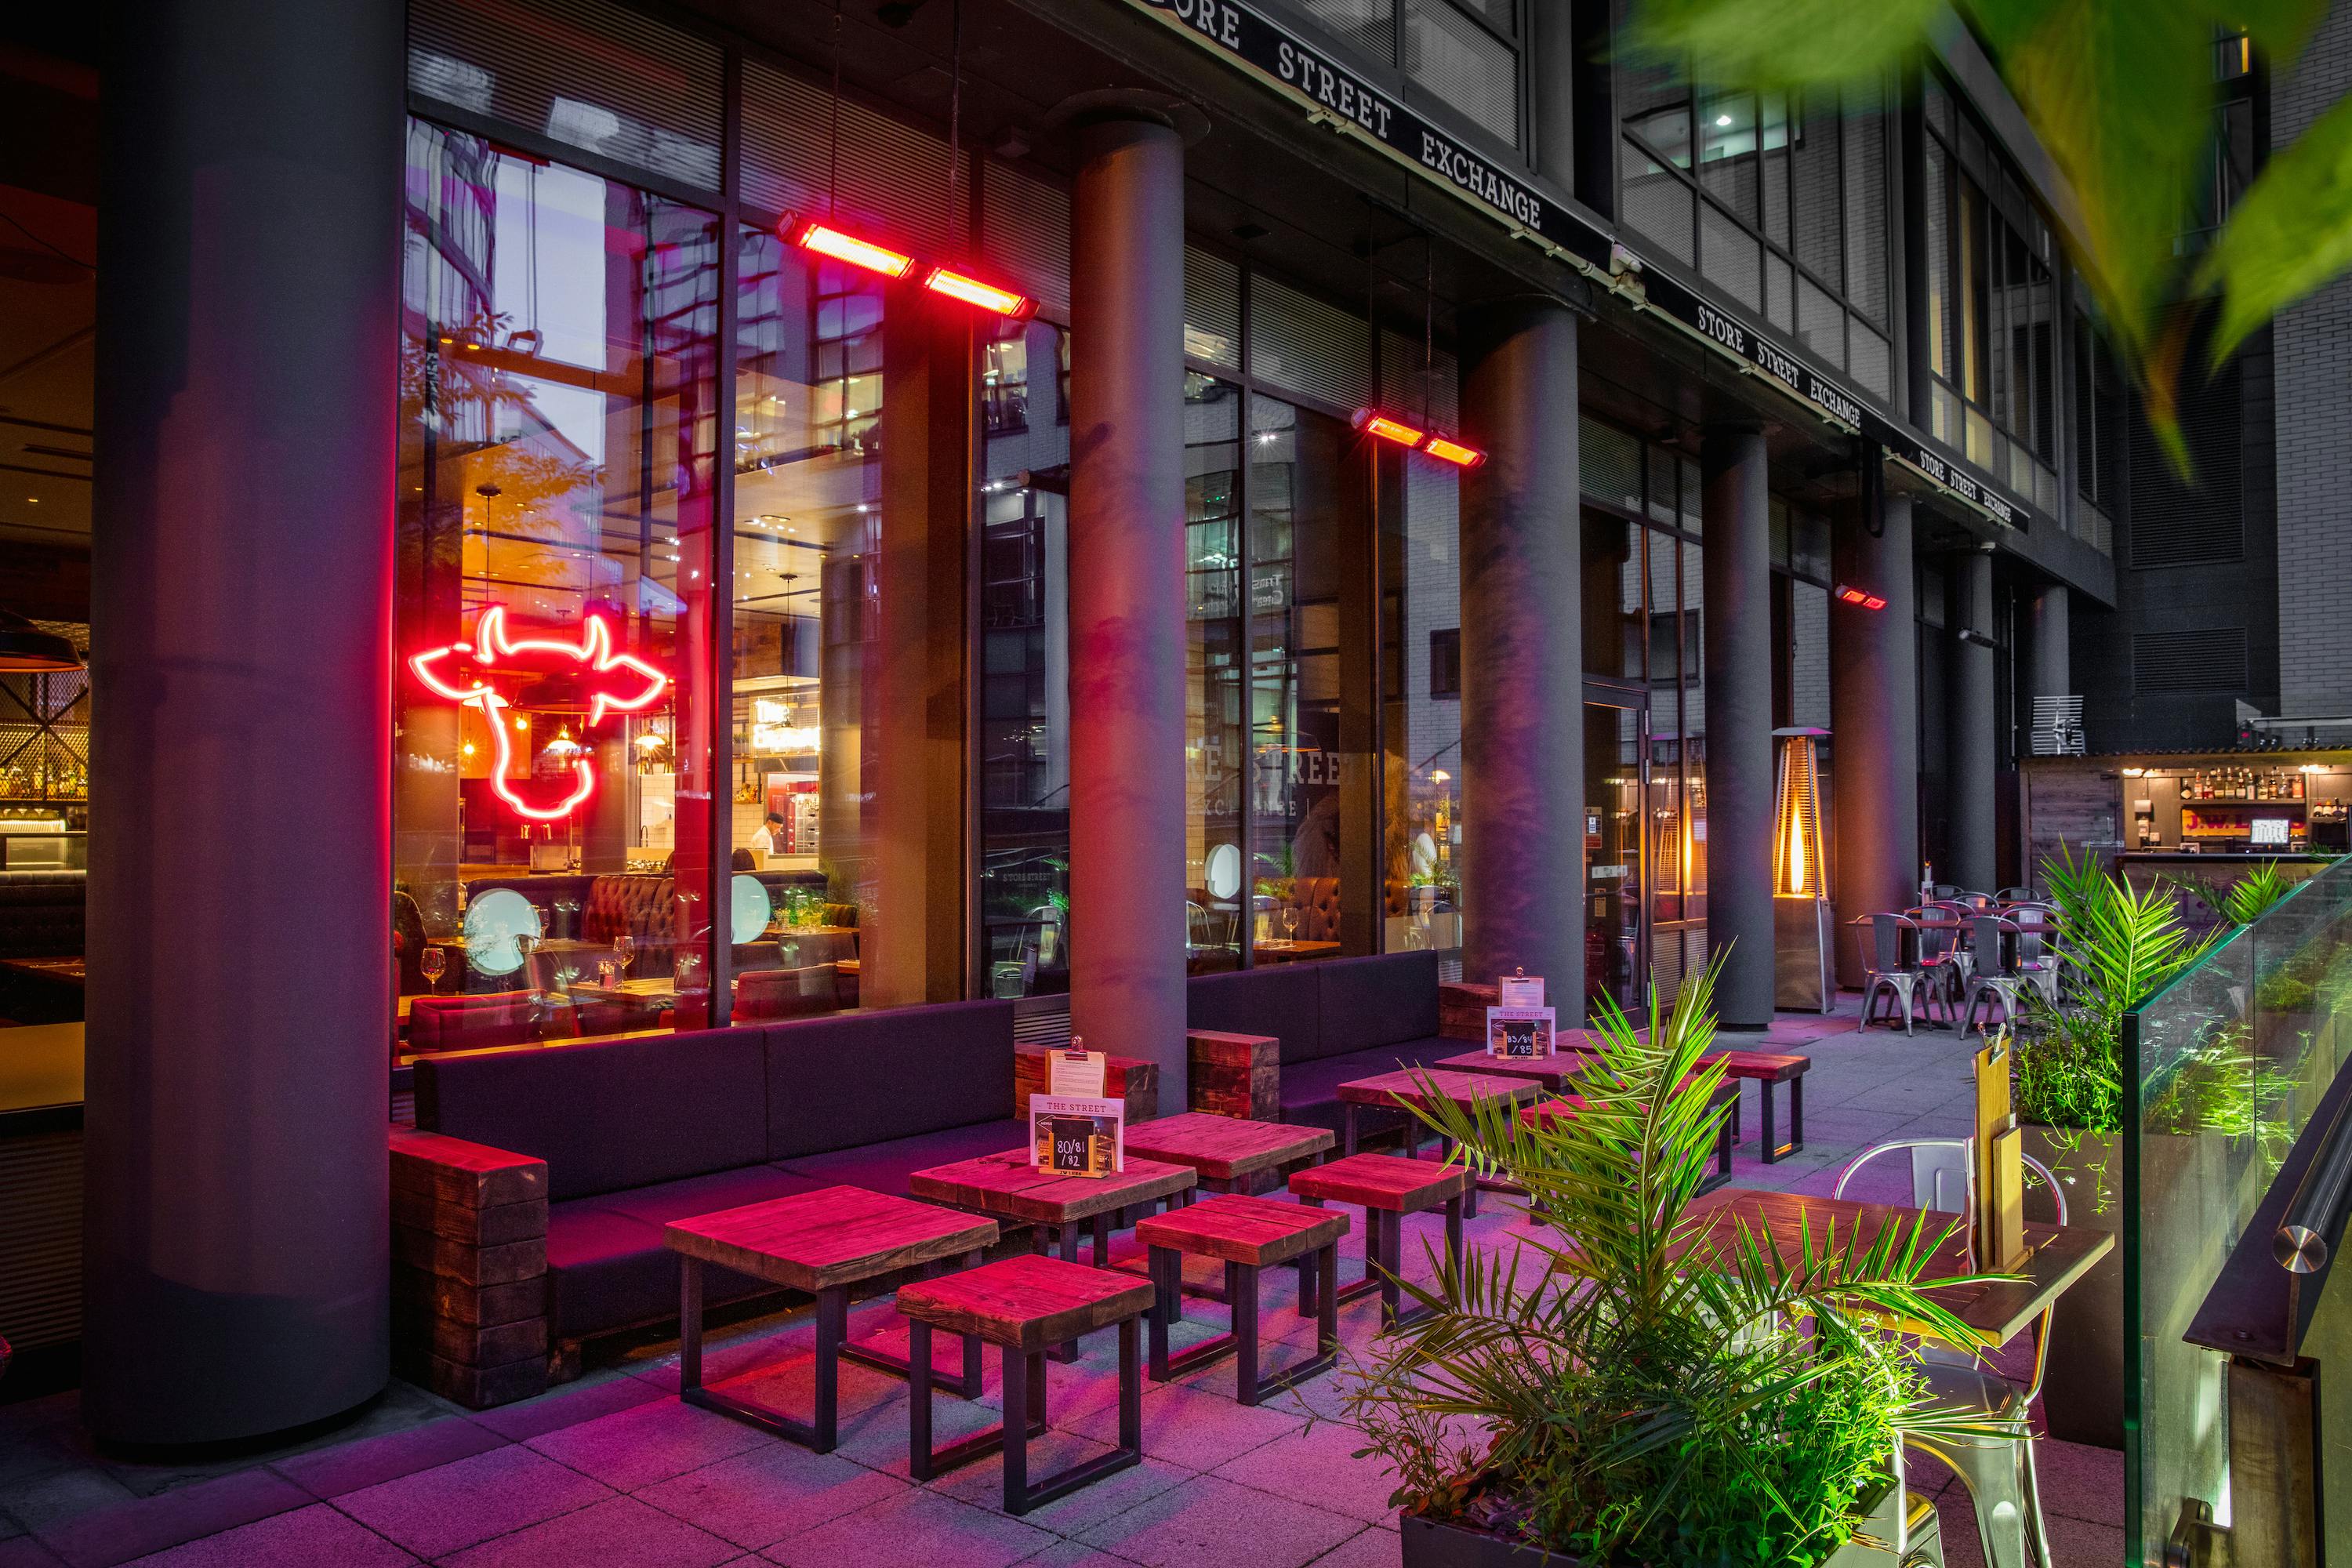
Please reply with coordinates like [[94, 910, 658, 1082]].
[[2021, 759, 2125, 881]]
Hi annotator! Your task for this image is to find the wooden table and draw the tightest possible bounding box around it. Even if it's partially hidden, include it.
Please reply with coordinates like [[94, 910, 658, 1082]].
[[1253, 938, 1341, 962], [1119, 1112, 1334, 1195], [1434, 1050, 1577, 1091], [1678, 1187, 2115, 1348], [664, 1185, 999, 1452], [909, 1149, 1197, 1359], [1334, 1067, 1541, 1216]]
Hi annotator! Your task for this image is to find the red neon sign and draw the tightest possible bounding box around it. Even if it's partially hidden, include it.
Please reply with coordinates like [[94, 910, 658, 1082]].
[[409, 606, 670, 821]]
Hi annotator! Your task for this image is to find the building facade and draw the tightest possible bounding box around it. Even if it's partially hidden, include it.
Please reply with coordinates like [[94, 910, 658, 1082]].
[[2, 0, 2289, 1443]]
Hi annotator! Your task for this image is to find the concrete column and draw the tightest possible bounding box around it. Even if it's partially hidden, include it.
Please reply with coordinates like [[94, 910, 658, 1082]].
[[85, 0, 402, 1444], [1830, 490, 1921, 989], [1946, 550, 1998, 891], [2030, 582, 2071, 702], [1067, 112, 1188, 1081], [1458, 299, 1583, 1001], [1700, 426, 1775, 1029]]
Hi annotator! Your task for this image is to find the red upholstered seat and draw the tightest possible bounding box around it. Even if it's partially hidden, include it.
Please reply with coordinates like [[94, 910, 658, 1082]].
[[409, 991, 539, 1052], [581, 874, 676, 945]]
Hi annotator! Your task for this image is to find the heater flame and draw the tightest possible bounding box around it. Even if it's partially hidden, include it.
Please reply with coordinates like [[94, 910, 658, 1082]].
[[1784, 796, 1808, 895]]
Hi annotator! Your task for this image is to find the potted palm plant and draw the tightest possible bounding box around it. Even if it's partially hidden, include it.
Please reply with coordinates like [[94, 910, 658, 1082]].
[[1354, 958, 2010, 1566]]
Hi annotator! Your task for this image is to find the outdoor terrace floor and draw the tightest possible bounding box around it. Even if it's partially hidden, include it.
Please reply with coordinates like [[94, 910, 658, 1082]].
[[0, 997, 2122, 1566]]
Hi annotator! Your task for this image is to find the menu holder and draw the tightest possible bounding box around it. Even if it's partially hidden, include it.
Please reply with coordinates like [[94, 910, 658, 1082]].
[[1047, 1044, 1107, 1099], [1030, 1094, 1123, 1178], [1971, 1034, 2030, 1273], [1486, 1005, 1557, 1060], [1496, 969, 1545, 1007]]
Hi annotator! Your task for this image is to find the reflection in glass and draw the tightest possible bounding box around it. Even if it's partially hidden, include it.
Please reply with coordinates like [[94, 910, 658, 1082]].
[[394, 120, 718, 1056], [1186, 374, 1245, 972]]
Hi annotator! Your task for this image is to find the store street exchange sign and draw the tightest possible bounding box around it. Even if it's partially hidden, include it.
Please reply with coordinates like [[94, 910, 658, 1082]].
[[1128, 0, 2032, 533]]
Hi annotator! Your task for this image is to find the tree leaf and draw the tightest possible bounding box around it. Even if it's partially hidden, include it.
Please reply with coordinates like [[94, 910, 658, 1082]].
[[1622, 0, 1935, 88], [2198, 89, 2352, 365], [1965, 0, 2213, 362]]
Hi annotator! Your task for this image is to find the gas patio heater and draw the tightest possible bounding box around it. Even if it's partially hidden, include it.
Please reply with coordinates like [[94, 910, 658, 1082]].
[[1771, 726, 1834, 1013]]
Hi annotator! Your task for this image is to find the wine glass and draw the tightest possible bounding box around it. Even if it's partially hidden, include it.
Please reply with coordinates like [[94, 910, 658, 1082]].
[[419, 946, 447, 993], [1281, 907, 1299, 945], [614, 933, 636, 976]]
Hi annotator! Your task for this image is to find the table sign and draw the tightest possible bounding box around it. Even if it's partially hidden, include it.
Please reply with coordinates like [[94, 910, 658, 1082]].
[[1047, 1037, 1107, 1098], [1971, 1033, 2029, 1272], [1486, 1005, 1556, 1059], [1031, 1094, 1124, 1178], [1496, 969, 1545, 1007]]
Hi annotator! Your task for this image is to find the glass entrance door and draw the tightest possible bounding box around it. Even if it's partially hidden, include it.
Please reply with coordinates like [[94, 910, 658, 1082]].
[[1584, 688, 1648, 1021]]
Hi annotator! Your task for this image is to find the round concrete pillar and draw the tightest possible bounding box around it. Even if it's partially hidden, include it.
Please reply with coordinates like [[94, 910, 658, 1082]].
[[1066, 112, 1189, 1083], [1700, 426, 1775, 1029], [1830, 491, 1922, 989], [1946, 550, 1998, 893], [2030, 582, 2071, 702], [1457, 299, 1584, 1002], [85, 0, 403, 1443]]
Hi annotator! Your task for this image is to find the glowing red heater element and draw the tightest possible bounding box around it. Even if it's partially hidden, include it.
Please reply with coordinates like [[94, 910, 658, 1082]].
[[409, 606, 670, 822], [1835, 584, 1871, 606], [789, 220, 916, 279], [1421, 436, 1487, 468], [923, 267, 1038, 319], [1863, 594, 1888, 611], [1352, 410, 1428, 447]]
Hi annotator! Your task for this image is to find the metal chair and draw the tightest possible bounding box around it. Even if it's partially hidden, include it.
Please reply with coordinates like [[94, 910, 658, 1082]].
[[1911, 903, 1976, 1007], [1961, 917, 2034, 1037], [2005, 907, 2062, 1007], [1858, 913, 1940, 1034], [1835, 1138, 2063, 1568], [1994, 885, 2035, 906]]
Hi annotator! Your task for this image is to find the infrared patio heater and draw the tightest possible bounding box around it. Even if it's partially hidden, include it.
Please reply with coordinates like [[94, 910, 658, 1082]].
[[1771, 726, 1834, 1013]]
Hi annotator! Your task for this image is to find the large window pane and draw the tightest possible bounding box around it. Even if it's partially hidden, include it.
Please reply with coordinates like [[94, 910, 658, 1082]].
[[1249, 395, 1369, 960], [1621, 137, 1696, 266], [1386, 457, 1465, 964], [1841, 75, 1890, 325], [1790, 87, 1842, 292], [395, 121, 720, 1054], [730, 225, 967, 1020], [1405, 0, 1519, 145], [978, 321, 1071, 1000], [1187, 374, 1245, 974]]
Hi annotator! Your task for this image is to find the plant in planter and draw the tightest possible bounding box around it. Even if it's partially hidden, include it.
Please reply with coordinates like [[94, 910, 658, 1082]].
[[1351, 957, 2011, 1566]]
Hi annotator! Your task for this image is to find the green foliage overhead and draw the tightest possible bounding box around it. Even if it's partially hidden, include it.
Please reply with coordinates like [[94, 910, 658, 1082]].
[[2221, 858, 2296, 926], [1343, 955, 2016, 1564], [1623, 0, 2340, 475]]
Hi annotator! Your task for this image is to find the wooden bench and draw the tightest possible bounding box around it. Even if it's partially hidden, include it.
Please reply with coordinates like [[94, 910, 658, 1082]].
[[1134, 1194, 1346, 1406], [898, 1254, 1154, 1515], [1289, 1152, 1470, 1330]]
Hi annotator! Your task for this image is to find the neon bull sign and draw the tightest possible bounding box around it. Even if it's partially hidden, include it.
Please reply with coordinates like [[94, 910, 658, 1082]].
[[409, 606, 669, 820]]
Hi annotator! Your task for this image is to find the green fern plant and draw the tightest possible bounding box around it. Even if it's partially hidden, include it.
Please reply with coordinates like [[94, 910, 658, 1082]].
[[2221, 859, 2294, 927], [1343, 955, 2015, 1566]]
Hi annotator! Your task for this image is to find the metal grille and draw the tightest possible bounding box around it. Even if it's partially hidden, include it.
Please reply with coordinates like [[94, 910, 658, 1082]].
[[1298, 0, 1396, 63], [1185, 247, 1242, 370], [1403, 0, 1517, 145], [1247, 273, 1374, 411], [979, 161, 1071, 325], [408, 0, 723, 191], [0, 1130, 82, 1348], [2135, 629, 2249, 693], [1579, 416, 1643, 513], [740, 57, 971, 256], [1014, 993, 1073, 1047], [2129, 350, 2243, 567]]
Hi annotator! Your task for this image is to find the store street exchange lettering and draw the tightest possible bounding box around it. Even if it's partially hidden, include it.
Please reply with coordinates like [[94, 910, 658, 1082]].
[[1274, 40, 1394, 138], [1418, 130, 1544, 227]]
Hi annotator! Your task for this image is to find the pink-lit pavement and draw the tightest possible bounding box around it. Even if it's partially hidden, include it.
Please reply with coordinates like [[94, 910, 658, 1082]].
[[0, 998, 2119, 1566]]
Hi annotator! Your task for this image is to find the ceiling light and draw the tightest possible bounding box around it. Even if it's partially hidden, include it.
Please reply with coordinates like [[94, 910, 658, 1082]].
[[1715, 114, 1733, 127]]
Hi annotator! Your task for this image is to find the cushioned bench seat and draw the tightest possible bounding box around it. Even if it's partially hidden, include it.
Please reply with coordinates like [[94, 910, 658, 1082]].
[[548, 1164, 826, 1338], [1277, 1037, 1461, 1135], [775, 1116, 1029, 1196]]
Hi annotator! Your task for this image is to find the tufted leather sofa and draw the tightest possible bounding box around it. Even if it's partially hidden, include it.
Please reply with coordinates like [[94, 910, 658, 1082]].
[[1268, 876, 1342, 944], [0, 870, 83, 960], [582, 874, 674, 944]]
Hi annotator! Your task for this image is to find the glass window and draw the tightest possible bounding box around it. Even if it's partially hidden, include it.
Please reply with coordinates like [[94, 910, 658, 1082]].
[[1301, 0, 1398, 64], [1697, 89, 1762, 227], [1700, 201, 1763, 312], [1249, 394, 1368, 960], [1405, 0, 1519, 146], [1186, 374, 1245, 974], [1386, 456, 1465, 963], [978, 321, 1071, 1000], [728, 223, 970, 1021], [1621, 136, 1697, 265], [1840, 75, 1889, 326], [394, 121, 720, 1056]]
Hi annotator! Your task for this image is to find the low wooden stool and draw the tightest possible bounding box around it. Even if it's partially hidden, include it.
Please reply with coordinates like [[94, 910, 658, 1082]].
[[1287, 1153, 1469, 1330], [898, 1254, 1155, 1516], [1134, 1194, 1346, 1405]]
